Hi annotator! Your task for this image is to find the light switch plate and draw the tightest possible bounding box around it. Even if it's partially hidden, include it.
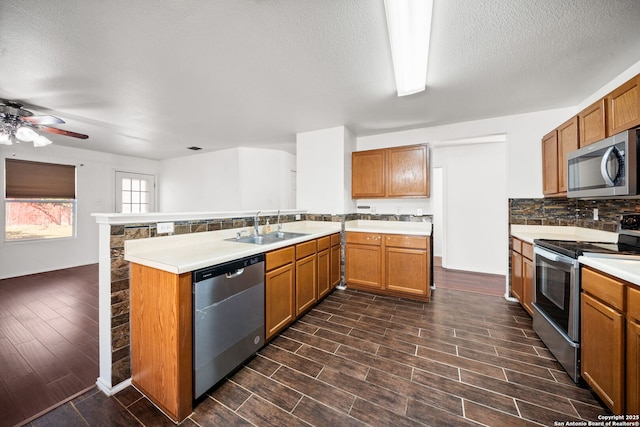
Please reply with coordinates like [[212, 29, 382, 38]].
[[157, 222, 174, 234]]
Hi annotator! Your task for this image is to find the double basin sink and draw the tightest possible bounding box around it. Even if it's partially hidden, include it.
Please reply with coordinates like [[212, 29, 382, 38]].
[[225, 231, 308, 245]]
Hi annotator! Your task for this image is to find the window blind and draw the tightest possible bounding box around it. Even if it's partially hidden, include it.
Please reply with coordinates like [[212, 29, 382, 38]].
[[5, 159, 76, 199]]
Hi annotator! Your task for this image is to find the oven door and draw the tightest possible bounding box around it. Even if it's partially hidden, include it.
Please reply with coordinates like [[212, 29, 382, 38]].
[[533, 246, 580, 341]]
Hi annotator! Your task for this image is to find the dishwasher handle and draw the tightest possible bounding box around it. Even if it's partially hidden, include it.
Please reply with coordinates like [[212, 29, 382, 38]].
[[225, 268, 244, 279]]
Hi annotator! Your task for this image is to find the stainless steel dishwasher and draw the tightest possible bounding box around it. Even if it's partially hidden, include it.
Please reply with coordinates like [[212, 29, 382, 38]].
[[193, 254, 265, 398]]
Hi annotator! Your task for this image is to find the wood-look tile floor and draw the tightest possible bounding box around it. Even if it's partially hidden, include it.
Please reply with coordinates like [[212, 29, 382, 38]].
[[29, 281, 610, 427], [0, 265, 99, 427]]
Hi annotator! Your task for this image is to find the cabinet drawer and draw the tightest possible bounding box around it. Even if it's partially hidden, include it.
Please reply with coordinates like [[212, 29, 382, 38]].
[[512, 237, 522, 254], [582, 267, 625, 312], [266, 246, 295, 271], [522, 241, 533, 260], [296, 240, 317, 260], [385, 234, 427, 250], [330, 233, 341, 246], [317, 236, 330, 252], [346, 232, 382, 246], [628, 285, 640, 322]]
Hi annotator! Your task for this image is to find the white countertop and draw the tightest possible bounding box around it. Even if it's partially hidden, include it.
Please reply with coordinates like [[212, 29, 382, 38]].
[[510, 224, 618, 244], [125, 220, 341, 274], [345, 219, 432, 236]]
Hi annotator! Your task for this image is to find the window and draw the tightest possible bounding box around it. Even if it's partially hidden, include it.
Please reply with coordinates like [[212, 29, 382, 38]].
[[4, 159, 76, 242], [115, 171, 155, 213]]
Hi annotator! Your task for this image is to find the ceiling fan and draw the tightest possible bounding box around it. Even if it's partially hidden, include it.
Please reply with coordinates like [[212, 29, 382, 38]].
[[0, 100, 89, 147]]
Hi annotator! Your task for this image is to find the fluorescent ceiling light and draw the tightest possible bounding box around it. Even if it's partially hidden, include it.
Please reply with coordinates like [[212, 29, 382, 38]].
[[384, 0, 433, 96]]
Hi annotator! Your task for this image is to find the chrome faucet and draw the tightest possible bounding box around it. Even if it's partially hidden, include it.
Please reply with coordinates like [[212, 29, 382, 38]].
[[254, 211, 261, 236], [277, 209, 282, 232]]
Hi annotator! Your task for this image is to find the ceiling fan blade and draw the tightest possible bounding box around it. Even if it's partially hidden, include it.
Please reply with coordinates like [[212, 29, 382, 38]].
[[22, 115, 65, 125], [38, 125, 89, 139]]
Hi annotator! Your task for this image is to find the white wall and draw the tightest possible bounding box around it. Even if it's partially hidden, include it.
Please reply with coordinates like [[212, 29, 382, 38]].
[[296, 126, 357, 214], [0, 143, 160, 279], [159, 147, 295, 212], [434, 141, 507, 274]]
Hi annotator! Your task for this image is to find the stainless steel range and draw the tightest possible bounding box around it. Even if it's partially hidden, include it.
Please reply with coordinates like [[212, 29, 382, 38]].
[[532, 214, 640, 383]]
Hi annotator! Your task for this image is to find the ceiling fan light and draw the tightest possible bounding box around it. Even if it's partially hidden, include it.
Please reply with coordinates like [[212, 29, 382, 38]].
[[0, 131, 12, 145], [384, 0, 433, 97], [15, 126, 39, 142], [32, 134, 52, 147]]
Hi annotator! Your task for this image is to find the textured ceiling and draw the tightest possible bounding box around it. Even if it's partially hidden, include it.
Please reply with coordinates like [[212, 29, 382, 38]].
[[1, 0, 640, 160]]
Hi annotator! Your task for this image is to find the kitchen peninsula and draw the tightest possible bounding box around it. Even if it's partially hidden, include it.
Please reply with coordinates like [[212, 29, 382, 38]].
[[112, 214, 432, 422]]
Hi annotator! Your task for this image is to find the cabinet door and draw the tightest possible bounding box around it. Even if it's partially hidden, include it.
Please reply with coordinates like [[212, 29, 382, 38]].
[[627, 285, 640, 414], [607, 75, 640, 135], [556, 117, 579, 194], [330, 242, 341, 288], [352, 149, 385, 198], [266, 263, 295, 340], [345, 244, 382, 290], [542, 130, 559, 195], [317, 249, 331, 299], [385, 247, 427, 296], [628, 319, 640, 415], [522, 256, 534, 317], [581, 292, 625, 414], [296, 254, 317, 315], [579, 99, 606, 147], [510, 250, 523, 302], [386, 145, 429, 197]]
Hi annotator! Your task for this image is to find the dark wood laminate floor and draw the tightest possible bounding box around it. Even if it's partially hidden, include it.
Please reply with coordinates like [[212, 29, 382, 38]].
[[0, 264, 99, 427], [28, 268, 609, 427]]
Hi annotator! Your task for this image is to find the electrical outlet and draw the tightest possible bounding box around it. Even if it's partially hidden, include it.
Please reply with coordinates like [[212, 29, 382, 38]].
[[157, 222, 174, 234], [295, 214, 301, 220], [593, 208, 599, 221], [416, 208, 423, 216]]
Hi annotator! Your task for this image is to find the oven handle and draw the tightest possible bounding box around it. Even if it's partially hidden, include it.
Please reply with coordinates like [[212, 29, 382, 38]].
[[534, 246, 575, 264]]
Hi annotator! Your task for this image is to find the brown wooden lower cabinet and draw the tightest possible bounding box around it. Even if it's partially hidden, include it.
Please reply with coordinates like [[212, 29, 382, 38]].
[[330, 233, 341, 288], [345, 233, 383, 290], [581, 292, 624, 413], [265, 246, 295, 341], [627, 285, 640, 414], [317, 246, 331, 299], [345, 231, 431, 301], [580, 266, 637, 415], [295, 238, 317, 315], [265, 233, 340, 341], [510, 237, 533, 316], [129, 263, 193, 422]]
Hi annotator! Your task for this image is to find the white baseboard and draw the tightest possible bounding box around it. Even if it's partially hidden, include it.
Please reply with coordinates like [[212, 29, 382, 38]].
[[96, 377, 132, 396]]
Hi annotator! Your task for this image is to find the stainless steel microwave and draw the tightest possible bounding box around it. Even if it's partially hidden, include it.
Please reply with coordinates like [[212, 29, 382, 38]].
[[567, 128, 639, 198]]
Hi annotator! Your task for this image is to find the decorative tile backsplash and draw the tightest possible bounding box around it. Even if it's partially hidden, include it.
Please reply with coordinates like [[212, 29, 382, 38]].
[[509, 197, 640, 231]]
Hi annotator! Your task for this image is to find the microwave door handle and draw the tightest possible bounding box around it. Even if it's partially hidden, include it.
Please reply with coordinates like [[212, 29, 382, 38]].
[[600, 146, 617, 186]]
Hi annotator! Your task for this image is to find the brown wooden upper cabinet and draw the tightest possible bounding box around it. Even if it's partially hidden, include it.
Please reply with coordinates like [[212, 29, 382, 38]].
[[578, 98, 606, 147], [352, 144, 429, 198], [607, 74, 640, 136], [542, 116, 578, 197], [351, 148, 386, 198]]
